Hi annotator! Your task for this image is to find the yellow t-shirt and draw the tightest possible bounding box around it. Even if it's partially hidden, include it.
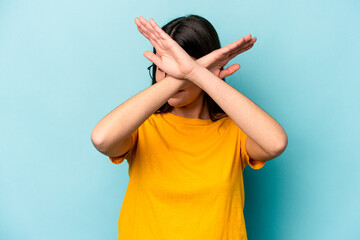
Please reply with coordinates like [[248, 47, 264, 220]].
[[109, 112, 266, 240]]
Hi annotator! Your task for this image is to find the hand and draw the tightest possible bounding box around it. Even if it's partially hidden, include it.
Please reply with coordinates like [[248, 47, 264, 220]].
[[135, 16, 257, 81], [135, 16, 200, 80], [196, 34, 257, 79]]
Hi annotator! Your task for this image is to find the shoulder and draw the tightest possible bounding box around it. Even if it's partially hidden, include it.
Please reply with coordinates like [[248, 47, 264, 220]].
[[149, 112, 163, 122], [142, 112, 165, 127]]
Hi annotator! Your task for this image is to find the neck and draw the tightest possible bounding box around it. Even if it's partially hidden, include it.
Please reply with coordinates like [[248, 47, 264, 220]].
[[170, 93, 210, 119]]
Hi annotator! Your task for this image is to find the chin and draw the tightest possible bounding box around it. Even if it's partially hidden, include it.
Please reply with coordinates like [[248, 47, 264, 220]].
[[167, 100, 187, 108]]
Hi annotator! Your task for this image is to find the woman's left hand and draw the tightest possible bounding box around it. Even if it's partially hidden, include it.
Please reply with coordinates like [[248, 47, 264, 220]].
[[135, 16, 200, 80]]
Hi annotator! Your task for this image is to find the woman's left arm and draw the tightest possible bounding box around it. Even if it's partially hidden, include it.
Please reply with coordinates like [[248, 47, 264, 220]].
[[187, 64, 288, 160], [135, 16, 288, 160]]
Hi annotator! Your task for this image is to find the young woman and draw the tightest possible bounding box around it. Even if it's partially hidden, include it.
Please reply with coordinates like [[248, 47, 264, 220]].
[[91, 15, 287, 240]]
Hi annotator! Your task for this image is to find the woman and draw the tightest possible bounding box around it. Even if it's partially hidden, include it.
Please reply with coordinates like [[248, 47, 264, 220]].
[[91, 14, 287, 240]]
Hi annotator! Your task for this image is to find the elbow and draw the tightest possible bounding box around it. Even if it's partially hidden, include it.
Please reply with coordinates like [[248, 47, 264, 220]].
[[91, 130, 106, 153], [272, 134, 288, 157]]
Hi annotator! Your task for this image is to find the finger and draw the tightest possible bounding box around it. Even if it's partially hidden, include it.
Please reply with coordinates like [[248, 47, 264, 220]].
[[227, 37, 256, 59], [229, 43, 254, 58], [139, 16, 161, 42], [148, 18, 162, 39], [237, 36, 256, 51], [149, 18, 172, 41], [226, 35, 252, 52], [135, 17, 160, 47], [223, 35, 255, 57], [136, 17, 157, 43], [136, 25, 159, 49], [135, 19, 151, 39], [143, 50, 163, 68], [250, 36, 257, 44], [242, 42, 255, 52], [135, 17, 152, 39], [239, 36, 256, 49], [239, 36, 256, 50], [137, 17, 160, 44], [219, 64, 241, 79], [149, 17, 189, 57]]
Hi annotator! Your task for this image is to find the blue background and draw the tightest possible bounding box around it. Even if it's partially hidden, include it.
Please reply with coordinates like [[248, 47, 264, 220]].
[[1, 0, 359, 239]]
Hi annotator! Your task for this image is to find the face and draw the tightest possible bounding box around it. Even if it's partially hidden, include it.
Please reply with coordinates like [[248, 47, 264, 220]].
[[155, 56, 204, 109]]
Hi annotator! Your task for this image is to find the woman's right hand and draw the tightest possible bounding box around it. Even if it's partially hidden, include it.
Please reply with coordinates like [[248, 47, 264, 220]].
[[196, 35, 257, 79]]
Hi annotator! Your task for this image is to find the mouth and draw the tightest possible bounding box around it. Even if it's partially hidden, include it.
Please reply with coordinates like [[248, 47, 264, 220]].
[[175, 90, 184, 94]]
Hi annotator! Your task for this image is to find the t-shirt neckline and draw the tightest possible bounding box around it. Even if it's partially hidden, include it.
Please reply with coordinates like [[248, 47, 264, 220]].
[[162, 112, 214, 126]]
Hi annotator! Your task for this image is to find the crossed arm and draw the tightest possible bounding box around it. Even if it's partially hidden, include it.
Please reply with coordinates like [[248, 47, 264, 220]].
[[135, 16, 288, 161]]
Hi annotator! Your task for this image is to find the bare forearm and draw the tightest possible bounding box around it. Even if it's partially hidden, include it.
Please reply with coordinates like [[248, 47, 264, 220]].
[[188, 65, 287, 155], [91, 77, 187, 151]]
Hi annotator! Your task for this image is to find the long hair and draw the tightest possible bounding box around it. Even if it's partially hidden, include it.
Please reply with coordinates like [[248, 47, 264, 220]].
[[150, 14, 228, 122]]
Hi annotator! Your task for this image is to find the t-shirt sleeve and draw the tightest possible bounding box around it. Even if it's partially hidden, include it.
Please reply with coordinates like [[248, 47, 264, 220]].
[[238, 125, 266, 170], [108, 129, 138, 164]]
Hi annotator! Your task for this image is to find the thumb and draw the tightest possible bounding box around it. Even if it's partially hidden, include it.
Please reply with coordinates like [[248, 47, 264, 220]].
[[143, 51, 162, 67], [219, 64, 240, 79]]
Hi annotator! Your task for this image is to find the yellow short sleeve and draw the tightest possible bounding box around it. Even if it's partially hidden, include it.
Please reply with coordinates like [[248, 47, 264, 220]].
[[240, 128, 266, 170], [108, 129, 138, 164]]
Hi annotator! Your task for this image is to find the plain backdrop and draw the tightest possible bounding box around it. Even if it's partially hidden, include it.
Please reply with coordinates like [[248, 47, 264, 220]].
[[1, 0, 359, 239]]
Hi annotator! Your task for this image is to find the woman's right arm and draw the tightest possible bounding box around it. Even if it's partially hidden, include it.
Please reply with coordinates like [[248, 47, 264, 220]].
[[90, 76, 188, 157], [91, 33, 257, 157]]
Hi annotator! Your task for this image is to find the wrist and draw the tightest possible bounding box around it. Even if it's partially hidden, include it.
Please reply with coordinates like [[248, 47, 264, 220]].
[[184, 63, 204, 81], [164, 75, 190, 89]]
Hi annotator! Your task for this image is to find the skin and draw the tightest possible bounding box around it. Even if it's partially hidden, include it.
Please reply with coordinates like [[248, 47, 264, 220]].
[[135, 16, 288, 161], [136, 16, 255, 120], [91, 23, 256, 159], [155, 55, 210, 119]]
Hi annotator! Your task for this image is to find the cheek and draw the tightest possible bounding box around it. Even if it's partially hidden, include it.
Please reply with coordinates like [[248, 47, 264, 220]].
[[155, 72, 165, 82], [185, 88, 203, 100], [187, 84, 203, 94]]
